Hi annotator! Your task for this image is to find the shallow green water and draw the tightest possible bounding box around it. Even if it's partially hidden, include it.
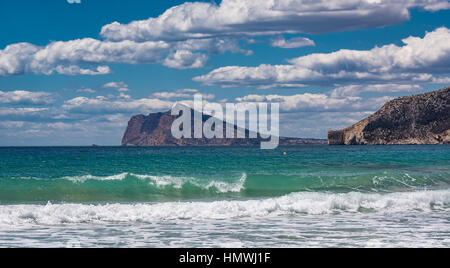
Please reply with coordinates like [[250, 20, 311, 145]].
[[0, 145, 449, 247], [0, 146, 449, 203]]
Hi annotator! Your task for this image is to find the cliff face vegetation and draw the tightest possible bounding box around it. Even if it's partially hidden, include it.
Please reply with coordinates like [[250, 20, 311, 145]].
[[122, 110, 326, 146], [328, 87, 450, 145]]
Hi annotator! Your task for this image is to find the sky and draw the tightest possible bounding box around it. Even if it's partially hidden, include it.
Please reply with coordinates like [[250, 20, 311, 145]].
[[0, 0, 449, 146]]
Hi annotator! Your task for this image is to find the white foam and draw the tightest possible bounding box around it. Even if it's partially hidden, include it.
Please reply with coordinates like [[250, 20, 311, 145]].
[[133, 173, 247, 192], [61, 172, 247, 193], [0, 190, 448, 226], [62, 173, 129, 182], [205, 173, 247, 193]]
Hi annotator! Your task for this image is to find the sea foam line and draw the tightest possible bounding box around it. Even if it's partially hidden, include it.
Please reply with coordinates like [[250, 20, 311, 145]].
[[0, 189, 448, 225]]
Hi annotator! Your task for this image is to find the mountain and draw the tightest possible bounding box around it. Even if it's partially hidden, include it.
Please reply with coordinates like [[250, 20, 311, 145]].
[[122, 109, 326, 146], [328, 86, 450, 145]]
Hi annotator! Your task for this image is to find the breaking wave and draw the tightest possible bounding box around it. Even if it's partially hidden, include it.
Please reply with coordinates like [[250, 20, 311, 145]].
[[0, 173, 248, 203], [63, 172, 247, 193], [0, 170, 449, 203], [0, 190, 448, 225]]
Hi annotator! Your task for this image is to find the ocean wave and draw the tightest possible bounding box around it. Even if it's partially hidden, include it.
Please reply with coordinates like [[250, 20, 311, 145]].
[[0, 173, 248, 203], [1, 171, 449, 203], [60, 172, 247, 193], [0, 190, 448, 225]]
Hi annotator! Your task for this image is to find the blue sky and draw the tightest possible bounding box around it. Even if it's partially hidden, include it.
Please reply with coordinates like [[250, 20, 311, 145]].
[[0, 0, 449, 145]]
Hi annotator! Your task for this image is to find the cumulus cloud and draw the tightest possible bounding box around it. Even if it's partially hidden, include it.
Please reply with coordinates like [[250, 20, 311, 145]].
[[102, 81, 130, 92], [270, 36, 315, 49], [100, 0, 450, 42], [60, 89, 219, 117], [0, 39, 173, 76], [194, 27, 450, 88], [67, 0, 81, 4], [0, 90, 55, 105], [62, 95, 174, 114], [103, 82, 127, 88], [0, 36, 253, 76], [2, 0, 448, 77], [235, 93, 392, 113], [163, 50, 209, 69]]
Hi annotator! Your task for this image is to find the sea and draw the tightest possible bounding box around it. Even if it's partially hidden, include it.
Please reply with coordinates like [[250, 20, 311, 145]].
[[0, 145, 449, 248]]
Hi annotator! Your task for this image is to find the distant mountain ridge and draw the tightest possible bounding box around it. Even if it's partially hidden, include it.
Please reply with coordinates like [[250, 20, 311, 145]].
[[122, 109, 326, 146], [328, 86, 450, 145]]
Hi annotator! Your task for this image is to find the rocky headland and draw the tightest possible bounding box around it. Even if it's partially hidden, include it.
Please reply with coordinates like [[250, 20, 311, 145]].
[[328, 87, 450, 145]]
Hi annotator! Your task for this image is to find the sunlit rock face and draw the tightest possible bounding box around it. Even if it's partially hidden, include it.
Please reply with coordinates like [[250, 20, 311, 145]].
[[328, 87, 450, 145]]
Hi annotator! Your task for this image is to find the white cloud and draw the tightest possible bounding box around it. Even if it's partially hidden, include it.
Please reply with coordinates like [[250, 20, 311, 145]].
[[152, 92, 193, 99], [270, 36, 315, 49], [174, 37, 253, 56], [102, 82, 128, 88], [194, 27, 450, 88], [152, 89, 215, 100], [102, 81, 130, 92], [0, 90, 55, 105], [0, 43, 40, 76], [0, 39, 170, 76], [0, 36, 253, 76], [0, 107, 50, 117], [235, 93, 392, 112], [61, 90, 384, 121], [67, 0, 81, 4], [62, 95, 174, 114], [330, 84, 424, 97], [1, 1, 448, 77], [163, 50, 209, 69], [100, 0, 450, 42]]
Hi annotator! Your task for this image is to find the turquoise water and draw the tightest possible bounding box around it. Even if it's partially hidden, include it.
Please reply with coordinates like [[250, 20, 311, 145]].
[[0, 146, 449, 247]]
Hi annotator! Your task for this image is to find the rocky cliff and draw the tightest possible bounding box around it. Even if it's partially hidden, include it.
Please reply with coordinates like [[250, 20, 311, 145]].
[[122, 109, 326, 146], [328, 86, 450, 145]]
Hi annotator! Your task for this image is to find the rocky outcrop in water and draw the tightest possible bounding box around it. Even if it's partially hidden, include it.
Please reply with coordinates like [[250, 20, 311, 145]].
[[328, 87, 450, 145], [122, 109, 326, 146]]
